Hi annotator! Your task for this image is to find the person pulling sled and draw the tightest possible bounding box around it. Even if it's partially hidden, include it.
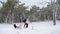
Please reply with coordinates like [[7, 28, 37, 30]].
[[23, 18, 30, 28]]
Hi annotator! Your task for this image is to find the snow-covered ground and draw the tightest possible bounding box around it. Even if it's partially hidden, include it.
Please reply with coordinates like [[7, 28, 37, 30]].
[[0, 21, 60, 34]]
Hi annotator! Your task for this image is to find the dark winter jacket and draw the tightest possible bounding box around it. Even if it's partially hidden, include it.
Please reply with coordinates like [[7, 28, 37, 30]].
[[23, 19, 27, 22]]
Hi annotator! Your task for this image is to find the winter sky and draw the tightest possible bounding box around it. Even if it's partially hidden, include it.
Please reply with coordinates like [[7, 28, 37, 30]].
[[0, 0, 51, 8]]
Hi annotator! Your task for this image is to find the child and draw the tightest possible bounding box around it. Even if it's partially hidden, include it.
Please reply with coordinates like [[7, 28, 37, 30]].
[[23, 18, 30, 28], [14, 24, 17, 28]]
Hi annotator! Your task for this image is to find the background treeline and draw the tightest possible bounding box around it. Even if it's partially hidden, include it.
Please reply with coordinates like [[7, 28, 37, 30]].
[[0, 0, 60, 23]]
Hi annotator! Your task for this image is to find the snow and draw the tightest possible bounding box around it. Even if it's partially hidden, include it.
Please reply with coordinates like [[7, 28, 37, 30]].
[[0, 21, 60, 34]]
